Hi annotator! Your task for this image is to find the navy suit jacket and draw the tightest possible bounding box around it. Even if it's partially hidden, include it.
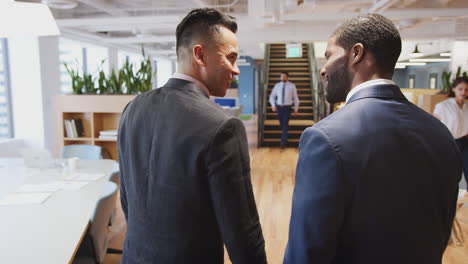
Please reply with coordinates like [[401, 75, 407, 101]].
[[118, 78, 266, 263], [284, 84, 461, 264]]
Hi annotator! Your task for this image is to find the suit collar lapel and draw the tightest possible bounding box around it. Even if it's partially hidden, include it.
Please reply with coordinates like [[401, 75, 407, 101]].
[[163, 78, 209, 98], [347, 84, 407, 104]]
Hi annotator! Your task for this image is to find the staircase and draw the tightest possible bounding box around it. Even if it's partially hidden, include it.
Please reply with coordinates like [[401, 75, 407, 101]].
[[260, 43, 315, 147]]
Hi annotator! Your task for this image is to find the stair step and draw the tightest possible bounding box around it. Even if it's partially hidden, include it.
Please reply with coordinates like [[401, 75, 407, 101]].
[[264, 130, 304, 134], [267, 88, 310, 91], [270, 77, 311, 81], [264, 120, 315, 126], [269, 72, 309, 76], [269, 58, 308, 62], [267, 112, 312, 116], [268, 83, 311, 87], [268, 106, 313, 110], [269, 63, 309, 66], [269, 67, 309, 71], [267, 88, 311, 91], [263, 138, 301, 143]]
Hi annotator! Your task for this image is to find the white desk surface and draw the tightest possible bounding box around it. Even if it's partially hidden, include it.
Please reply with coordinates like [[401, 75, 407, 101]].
[[0, 158, 117, 264]]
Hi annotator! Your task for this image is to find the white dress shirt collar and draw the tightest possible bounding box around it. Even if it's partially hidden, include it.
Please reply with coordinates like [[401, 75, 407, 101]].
[[172, 72, 210, 97], [346, 79, 396, 103]]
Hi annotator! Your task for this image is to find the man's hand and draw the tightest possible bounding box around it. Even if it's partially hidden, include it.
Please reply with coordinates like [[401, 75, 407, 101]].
[[272, 106, 277, 112], [292, 111, 298, 116]]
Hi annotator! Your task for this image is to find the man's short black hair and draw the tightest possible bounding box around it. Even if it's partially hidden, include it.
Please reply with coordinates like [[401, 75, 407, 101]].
[[176, 8, 237, 57], [280, 71, 289, 76], [332, 13, 401, 74]]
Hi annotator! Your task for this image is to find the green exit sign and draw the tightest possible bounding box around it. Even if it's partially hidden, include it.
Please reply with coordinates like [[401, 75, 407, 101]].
[[286, 43, 302, 58]]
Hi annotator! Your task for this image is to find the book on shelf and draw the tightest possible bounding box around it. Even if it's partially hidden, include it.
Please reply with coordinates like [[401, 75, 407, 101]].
[[99, 130, 118, 136], [64, 120, 72, 138], [98, 135, 118, 140], [74, 119, 84, 137], [64, 118, 84, 138]]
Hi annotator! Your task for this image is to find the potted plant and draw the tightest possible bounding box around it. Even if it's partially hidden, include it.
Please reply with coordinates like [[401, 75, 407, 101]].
[[64, 63, 83, 94], [64, 47, 155, 95], [230, 78, 239, 88], [441, 66, 467, 94]]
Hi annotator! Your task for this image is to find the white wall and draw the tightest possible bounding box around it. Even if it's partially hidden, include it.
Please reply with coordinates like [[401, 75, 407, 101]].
[[8, 35, 60, 150], [156, 57, 173, 87], [39, 36, 61, 151], [451, 41, 468, 74]]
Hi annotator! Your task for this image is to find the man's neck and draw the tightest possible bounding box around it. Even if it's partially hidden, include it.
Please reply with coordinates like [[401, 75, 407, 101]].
[[351, 73, 391, 90], [173, 70, 211, 96]]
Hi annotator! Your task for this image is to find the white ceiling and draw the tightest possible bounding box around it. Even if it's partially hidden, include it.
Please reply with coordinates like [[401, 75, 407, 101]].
[[20, 0, 468, 59]]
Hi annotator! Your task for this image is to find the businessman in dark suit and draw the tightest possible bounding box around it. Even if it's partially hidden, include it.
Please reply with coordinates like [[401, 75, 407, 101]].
[[284, 14, 461, 264], [118, 8, 266, 263]]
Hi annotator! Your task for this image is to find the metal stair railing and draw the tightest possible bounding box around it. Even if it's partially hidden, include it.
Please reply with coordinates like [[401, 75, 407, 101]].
[[257, 44, 271, 147]]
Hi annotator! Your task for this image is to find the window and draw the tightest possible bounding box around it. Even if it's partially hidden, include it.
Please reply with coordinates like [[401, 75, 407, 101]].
[[59, 38, 84, 93], [59, 39, 109, 93], [156, 57, 173, 88], [86, 44, 109, 76], [0, 38, 13, 138], [118, 51, 144, 70]]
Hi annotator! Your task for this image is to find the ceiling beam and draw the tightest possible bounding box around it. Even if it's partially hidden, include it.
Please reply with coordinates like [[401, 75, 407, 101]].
[[56, 15, 182, 27], [400, 0, 419, 8], [82, 23, 176, 33], [75, 0, 129, 17], [106, 36, 176, 44], [282, 8, 468, 21], [60, 27, 142, 52], [368, 0, 400, 13]]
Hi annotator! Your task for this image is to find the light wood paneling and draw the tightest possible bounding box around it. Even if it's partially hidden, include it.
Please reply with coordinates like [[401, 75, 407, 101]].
[[54, 95, 136, 160]]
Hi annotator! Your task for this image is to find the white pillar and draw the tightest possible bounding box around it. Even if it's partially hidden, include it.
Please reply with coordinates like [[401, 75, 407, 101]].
[[8, 35, 60, 150], [39, 36, 61, 152], [108, 47, 119, 74], [451, 41, 468, 74]]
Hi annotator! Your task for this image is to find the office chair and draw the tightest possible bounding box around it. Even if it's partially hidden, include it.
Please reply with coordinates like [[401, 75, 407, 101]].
[[109, 167, 120, 187], [61, 145, 103, 160], [74, 182, 122, 264]]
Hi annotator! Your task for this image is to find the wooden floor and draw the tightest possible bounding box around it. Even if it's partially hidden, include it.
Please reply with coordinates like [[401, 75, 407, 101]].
[[103, 115, 468, 264]]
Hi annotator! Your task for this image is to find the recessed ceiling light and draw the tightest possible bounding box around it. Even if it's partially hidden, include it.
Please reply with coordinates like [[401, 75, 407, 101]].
[[409, 58, 451, 62]]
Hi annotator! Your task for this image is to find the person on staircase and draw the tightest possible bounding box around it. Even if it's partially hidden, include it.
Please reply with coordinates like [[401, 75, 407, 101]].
[[269, 71, 300, 148]]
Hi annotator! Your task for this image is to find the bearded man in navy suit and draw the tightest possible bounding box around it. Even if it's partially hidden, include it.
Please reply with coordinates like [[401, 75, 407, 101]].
[[284, 13, 461, 264]]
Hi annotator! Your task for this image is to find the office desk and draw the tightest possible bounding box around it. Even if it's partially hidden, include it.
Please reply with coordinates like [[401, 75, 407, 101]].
[[0, 159, 116, 263]]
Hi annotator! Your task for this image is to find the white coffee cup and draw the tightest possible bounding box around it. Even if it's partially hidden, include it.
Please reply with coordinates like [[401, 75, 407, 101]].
[[68, 157, 80, 173]]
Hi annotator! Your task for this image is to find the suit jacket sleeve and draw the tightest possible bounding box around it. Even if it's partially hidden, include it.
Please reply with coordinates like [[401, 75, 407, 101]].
[[284, 126, 350, 264], [118, 102, 132, 222], [119, 166, 128, 221], [206, 117, 267, 264]]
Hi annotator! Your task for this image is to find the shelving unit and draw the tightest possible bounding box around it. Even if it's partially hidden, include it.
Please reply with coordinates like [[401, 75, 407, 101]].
[[54, 95, 136, 161]]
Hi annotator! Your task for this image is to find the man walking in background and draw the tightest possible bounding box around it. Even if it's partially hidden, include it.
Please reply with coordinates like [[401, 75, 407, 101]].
[[118, 8, 266, 264], [285, 13, 461, 264], [269, 71, 300, 148]]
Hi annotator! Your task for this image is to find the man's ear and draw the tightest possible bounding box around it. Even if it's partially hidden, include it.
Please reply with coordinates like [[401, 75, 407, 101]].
[[350, 43, 365, 66], [193, 45, 206, 67]]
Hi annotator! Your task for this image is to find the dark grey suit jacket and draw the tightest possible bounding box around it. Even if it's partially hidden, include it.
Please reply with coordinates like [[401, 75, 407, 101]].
[[284, 84, 461, 264], [118, 78, 266, 263]]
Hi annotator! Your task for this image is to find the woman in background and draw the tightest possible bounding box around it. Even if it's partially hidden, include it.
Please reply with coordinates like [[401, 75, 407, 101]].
[[434, 76, 468, 187]]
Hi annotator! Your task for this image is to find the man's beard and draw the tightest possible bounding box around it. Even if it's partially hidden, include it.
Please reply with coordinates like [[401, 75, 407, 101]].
[[325, 63, 351, 104]]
